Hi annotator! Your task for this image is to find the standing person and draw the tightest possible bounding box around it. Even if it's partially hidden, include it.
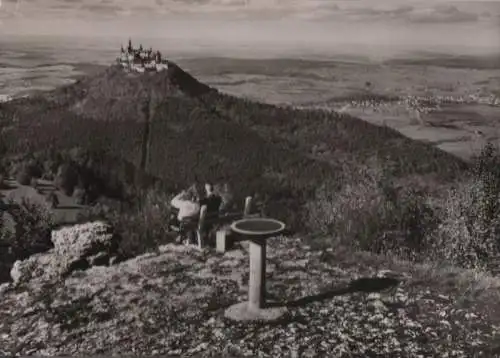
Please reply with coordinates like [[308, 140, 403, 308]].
[[198, 182, 223, 246], [170, 184, 201, 244], [199, 182, 222, 215]]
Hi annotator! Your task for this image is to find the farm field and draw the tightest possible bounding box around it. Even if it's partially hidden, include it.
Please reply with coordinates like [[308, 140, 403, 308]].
[[178, 56, 500, 161]]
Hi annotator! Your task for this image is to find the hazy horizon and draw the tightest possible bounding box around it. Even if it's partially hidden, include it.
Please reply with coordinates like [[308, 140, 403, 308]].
[[1, 0, 499, 60]]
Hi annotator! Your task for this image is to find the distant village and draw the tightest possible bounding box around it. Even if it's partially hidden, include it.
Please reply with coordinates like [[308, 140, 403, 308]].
[[117, 39, 169, 73], [0, 94, 13, 103]]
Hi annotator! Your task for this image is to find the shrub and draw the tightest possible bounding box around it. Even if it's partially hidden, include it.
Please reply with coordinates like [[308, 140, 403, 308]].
[[306, 162, 388, 236], [5, 197, 54, 259], [0, 212, 15, 283], [30, 177, 38, 188], [430, 142, 500, 270], [13, 157, 45, 185], [73, 187, 87, 205], [42, 160, 58, 180], [16, 165, 33, 185], [46, 192, 60, 208], [0, 212, 13, 243], [306, 161, 438, 260], [54, 162, 79, 196], [384, 187, 438, 261], [78, 187, 173, 259], [26, 159, 43, 179], [214, 182, 234, 212]]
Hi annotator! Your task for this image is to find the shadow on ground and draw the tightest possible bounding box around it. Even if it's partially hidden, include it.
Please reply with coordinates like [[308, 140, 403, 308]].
[[267, 277, 400, 309], [54, 205, 83, 210]]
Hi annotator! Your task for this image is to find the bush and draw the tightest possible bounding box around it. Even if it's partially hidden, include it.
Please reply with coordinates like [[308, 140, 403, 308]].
[[0, 212, 14, 243], [307, 142, 500, 270], [430, 142, 500, 269], [16, 165, 33, 185], [214, 182, 234, 212], [385, 187, 438, 260], [306, 161, 438, 260], [77, 187, 173, 259], [73, 187, 87, 205], [5, 198, 54, 259], [13, 158, 44, 185], [0, 212, 15, 283], [46, 192, 60, 208], [306, 161, 388, 235], [54, 162, 79, 196], [30, 177, 38, 188], [26, 159, 43, 179]]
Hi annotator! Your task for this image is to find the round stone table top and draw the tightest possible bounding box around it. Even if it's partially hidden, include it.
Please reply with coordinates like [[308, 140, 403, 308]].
[[230, 218, 285, 237]]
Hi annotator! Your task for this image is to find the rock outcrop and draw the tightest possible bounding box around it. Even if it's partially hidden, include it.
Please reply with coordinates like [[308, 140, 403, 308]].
[[1, 237, 498, 357], [10, 221, 121, 285]]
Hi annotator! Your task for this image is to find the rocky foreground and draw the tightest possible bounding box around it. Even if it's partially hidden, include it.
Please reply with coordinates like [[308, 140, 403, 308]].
[[1, 222, 500, 357]]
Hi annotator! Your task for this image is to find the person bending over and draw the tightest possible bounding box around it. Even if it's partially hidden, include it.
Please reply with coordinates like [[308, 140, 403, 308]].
[[170, 184, 201, 244]]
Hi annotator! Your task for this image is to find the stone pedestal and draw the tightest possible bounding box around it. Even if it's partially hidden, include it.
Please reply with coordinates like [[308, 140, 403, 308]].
[[224, 302, 288, 322], [224, 237, 287, 322], [248, 238, 266, 309]]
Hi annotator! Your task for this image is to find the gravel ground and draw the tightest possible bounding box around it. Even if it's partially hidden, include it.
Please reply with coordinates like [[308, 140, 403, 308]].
[[1, 237, 500, 357]]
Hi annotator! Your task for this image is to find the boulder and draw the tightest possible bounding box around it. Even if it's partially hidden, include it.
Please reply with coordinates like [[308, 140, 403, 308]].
[[10, 221, 121, 285]]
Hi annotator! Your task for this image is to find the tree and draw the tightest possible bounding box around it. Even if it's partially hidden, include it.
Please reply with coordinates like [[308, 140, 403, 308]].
[[47, 192, 59, 208], [30, 177, 38, 189], [7, 198, 53, 258], [16, 164, 33, 186], [73, 187, 87, 205], [0, 134, 6, 158], [54, 162, 79, 196]]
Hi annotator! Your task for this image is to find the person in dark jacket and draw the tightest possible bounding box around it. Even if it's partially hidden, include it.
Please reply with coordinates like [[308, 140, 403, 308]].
[[198, 182, 223, 245], [199, 182, 222, 215]]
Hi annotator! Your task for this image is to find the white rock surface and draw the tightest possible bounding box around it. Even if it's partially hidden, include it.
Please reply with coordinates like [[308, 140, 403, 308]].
[[10, 221, 121, 285]]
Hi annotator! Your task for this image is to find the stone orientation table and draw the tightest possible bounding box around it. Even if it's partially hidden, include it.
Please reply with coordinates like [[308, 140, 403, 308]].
[[224, 217, 287, 322]]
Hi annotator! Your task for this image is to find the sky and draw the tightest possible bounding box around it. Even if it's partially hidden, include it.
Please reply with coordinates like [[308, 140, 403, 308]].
[[0, 0, 499, 58]]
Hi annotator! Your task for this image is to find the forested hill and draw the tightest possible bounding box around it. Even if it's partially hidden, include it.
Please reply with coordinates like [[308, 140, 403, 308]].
[[0, 60, 470, 230], [46, 62, 215, 121]]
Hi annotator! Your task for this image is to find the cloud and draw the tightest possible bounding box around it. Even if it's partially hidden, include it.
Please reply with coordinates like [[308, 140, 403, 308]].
[[319, 3, 482, 24], [80, 3, 123, 15], [0, 0, 496, 24], [408, 5, 479, 23], [0, 0, 347, 19], [0, 0, 22, 18]]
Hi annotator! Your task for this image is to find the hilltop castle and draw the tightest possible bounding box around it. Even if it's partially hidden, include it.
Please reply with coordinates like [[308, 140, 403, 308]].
[[117, 39, 169, 73]]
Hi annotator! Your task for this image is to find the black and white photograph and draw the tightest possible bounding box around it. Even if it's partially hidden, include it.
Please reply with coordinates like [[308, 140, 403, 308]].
[[1, 0, 500, 356]]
